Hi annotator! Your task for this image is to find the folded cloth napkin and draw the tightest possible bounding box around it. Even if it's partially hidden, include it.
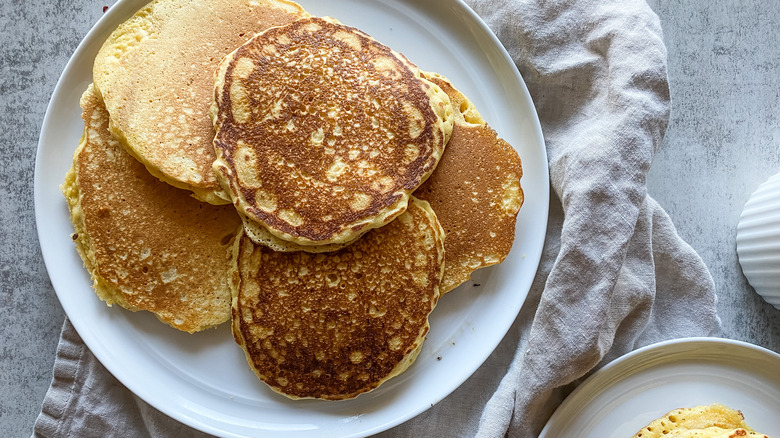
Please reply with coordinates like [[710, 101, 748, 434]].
[[466, 0, 721, 436], [34, 0, 720, 436]]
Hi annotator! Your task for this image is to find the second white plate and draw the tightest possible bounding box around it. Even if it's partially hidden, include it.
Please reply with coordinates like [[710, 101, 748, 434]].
[[540, 337, 780, 437]]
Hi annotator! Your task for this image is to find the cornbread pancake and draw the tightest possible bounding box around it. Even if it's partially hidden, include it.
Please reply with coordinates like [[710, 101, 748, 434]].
[[93, 0, 309, 204], [237, 209, 347, 254], [631, 404, 757, 438], [668, 429, 769, 438], [61, 85, 242, 333], [414, 73, 524, 294], [231, 197, 445, 400], [212, 16, 454, 249]]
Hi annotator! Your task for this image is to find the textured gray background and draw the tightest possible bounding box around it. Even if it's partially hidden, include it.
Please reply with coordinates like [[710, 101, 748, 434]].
[[1, 0, 779, 436]]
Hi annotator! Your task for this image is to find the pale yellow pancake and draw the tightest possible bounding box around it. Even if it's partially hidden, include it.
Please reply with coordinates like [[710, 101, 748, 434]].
[[93, 0, 309, 204], [414, 72, 523, 293], [62, 85, 242, 333], [631, 404, 762, 438], [668, 428, 769, 438], [212, 16, 454, 249], [231, 197, 445, 399]]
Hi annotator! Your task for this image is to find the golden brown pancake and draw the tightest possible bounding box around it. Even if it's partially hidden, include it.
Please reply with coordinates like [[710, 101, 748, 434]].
[[61, 84, 242, 333], [212, 16, 454, 249], [93, 0, 309, 204], [631, 404, 760, 438], [231, 197, 445, 399], [414, 73, 524, 294]]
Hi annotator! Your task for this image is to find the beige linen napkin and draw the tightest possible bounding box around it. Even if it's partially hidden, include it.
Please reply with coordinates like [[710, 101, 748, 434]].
[[34, 0, 720, 436], [466, 0, 720, 436]]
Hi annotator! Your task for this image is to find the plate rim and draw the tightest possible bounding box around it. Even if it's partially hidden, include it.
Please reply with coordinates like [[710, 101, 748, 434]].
[[34, 0, 550, 436], [539, 336, 780, 437]]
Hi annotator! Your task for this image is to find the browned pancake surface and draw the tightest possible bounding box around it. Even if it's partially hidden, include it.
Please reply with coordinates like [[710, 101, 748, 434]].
[[231, 197, 445, 399], [213, 17, 453, 247], [414, 74, 524, 293], [62, 85, 242, 333]]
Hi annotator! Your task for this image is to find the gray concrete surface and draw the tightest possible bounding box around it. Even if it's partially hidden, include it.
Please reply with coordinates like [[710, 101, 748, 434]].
[[1, 1, 99, 435], [1, 0, 778, 436], [645, 0, 780, 351]]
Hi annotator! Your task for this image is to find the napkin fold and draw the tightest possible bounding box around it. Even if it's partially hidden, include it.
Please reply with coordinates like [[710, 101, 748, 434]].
[[466, 0, 720, 436], [34, 0, 721, 436]]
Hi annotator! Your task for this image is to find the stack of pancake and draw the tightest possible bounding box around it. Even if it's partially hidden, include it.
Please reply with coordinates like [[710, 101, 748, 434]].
[[63, 0, 525, 400]]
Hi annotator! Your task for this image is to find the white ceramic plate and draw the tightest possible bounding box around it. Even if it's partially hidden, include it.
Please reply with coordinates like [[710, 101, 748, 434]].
[[34, 1, 548, 436], [540, 338, 780, 438]]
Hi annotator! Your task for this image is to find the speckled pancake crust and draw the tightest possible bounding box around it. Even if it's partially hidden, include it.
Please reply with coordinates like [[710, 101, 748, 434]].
[[61, 85, 242, 333], [414, 73, 524, 294], [212, 17, 454, 249], [93, 0, 309, 204], [631, 404, 763, 438], [231, 197, 445, 400], [667, 429, 769, 438]]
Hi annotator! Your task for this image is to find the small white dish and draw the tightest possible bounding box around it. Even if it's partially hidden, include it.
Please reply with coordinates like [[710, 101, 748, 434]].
[[737, 171, 780, 310], [539, 337, 780, 438]]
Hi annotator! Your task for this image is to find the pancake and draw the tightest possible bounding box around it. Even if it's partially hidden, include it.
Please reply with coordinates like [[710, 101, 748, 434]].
[[668, 429, 769, 438], [212, 16, 454, 249], [61, 85, 242, 333], [236, 208, 347, 254], [414, 73, 524, 294], [631, 404, 758, 438], [93, 0, 309, 204], [231, 196, 445, 400]]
